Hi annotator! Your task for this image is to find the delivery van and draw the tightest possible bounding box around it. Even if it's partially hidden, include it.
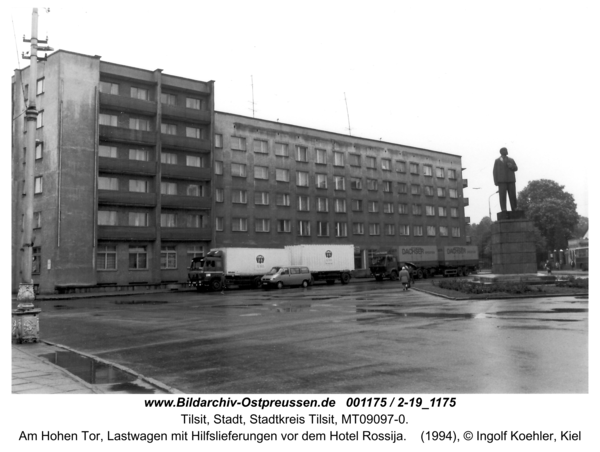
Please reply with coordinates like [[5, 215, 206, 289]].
[[261, 266, 312, 289]]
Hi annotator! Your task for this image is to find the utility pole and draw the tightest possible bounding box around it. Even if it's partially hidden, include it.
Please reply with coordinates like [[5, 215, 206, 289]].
[[344, 93, 352, 136], [250, 75, 256, 118], [14, 8, 52, 343]]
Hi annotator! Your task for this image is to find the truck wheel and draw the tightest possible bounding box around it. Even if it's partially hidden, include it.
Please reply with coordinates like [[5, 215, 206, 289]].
[[277, 281, 284, 289], [390, 271, 398, 281], [211, 279, 222, 291], [253, 277, 263, 289], [341, 273, 351, 284], [416, 269, 423, 279], [326, 280, 335, 285], [302, 280, 309, 288]]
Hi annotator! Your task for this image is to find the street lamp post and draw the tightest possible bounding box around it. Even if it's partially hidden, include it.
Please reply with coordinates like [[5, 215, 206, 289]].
[[488, 191, 498, 219]]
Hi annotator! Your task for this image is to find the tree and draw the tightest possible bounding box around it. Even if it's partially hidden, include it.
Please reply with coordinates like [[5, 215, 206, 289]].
[[575, 216, 588, 239], [467, 217, 494, 266], [517, 179, 579, 251]]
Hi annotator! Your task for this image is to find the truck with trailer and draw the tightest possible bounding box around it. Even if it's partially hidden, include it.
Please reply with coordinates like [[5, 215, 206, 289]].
[[188, 245, 354, 291], [370, 245, 479, 281]]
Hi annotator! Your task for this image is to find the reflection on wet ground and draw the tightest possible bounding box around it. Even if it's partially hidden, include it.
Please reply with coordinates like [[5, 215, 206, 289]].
[[41, 351, 169, 394]]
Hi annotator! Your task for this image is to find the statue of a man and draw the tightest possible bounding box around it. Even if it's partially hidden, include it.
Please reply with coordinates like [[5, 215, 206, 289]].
[[493, 147, 518, 211]]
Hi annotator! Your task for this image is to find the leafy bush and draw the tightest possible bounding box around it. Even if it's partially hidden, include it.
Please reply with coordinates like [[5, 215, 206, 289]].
[[556, 277, 588, 289], [431, 278, 534, 294]]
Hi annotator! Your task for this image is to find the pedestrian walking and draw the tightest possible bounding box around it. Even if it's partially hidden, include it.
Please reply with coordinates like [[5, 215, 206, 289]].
[[545, 260, 552, 275], [220, 272, 227, 294], [399, 266, 411, 291]]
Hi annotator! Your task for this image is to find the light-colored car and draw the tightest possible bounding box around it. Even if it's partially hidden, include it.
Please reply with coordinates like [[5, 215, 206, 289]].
[[261, 266, 312, 289]]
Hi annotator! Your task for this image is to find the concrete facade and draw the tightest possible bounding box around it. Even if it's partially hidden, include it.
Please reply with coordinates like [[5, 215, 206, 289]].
[[491, 219, 538, 274], [13, 50, 470, 293]]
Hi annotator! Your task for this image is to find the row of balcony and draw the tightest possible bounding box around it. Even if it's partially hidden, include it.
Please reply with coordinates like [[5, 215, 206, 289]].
[[97, 226, 212, 242], [99, 125, 211, 152], [98, 191, 211, 209], [99, 157, 211, 180]]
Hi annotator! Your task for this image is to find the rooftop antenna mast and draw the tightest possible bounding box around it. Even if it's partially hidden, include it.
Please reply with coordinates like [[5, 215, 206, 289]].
[[250, 75, 256, 118], [344, 92, 352, 136]]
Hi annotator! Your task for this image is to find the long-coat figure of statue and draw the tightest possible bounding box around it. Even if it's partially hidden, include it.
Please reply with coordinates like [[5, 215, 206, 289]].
[[493, 147, 518, 211]]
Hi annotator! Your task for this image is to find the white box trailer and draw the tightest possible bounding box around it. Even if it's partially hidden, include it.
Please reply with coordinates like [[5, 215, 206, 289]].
[[286, 244, 354, 285], [397, 246, 439, 265], [441, 246, 479, 266]]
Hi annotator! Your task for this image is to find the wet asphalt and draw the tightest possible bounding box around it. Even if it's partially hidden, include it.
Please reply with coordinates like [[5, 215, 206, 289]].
[[27, 280, 588, 394]]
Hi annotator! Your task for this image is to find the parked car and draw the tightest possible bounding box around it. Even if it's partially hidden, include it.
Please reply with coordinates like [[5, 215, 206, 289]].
[[261, 266, 312, 289]]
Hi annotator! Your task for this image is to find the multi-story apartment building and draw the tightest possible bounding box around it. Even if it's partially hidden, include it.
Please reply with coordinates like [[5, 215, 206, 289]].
[[12, 50, 469, 294]]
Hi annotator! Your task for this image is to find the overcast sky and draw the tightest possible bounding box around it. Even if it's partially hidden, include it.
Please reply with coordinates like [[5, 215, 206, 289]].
[[4, 1, 597, 225]]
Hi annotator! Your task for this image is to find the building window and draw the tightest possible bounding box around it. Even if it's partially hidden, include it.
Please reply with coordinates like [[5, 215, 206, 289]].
[[253, 139, 268, 154], [186, 155, 205, 167], [399, 225, 410, 236], [161, 123, 177, 135], [412, 204, 422, 216], [161, 213, 177, 227], [276, 193, 290, 207], [33, 176, 43, 194], [351, 177, 362, 190], [276, 168, 290, 182], [413, 225, 423, 237], [161, 246, 177, 269], [129, 179, 148, 193], [440, 226, 449, 237], [398, 203, 408, 214], [396, 160, 406, 173], [31, 247, 41, 274], [296, 146, 308, 162], [97, 245, 117, 270], [411, 185, 421, 195], [427, 225, 436, 236], [255, 191, 269, 205], [383, 202, 394, 214], [449, 188, 459, 199], [296, 171, 309, 187], [186, 184, 202, 197], [436, 167, 445, 178], [161, 93, 176, 105], [232, 189, 248, 204], [215, 134, 223, 148], [452, 227, 461, 237], [98, 176, 118, 190], [161, 182, 177, 195], [215, 217, 224, 231], [232, 218, 248, 232], [35, 142, 43, 160], [298, 220, 311, 236], [99, 145, 117, 158], [98, 210, 117, 226], [316, 173, 328, 189], [316, 149, 327, 164], [275, 143, 289, 157], [129, 149, 149, 161], [335, 222, 348, 237], [369, 223, 381, 236], [334, 198, 347, 213], [129, 212, 148, 227], [186, 127, 203, 139], [437, 187, 446, 197], [36, 110, 44, 128], [130, 117, 151, 131], [424, 185, 434, 196], [184, 214, 204, 229], [423, 165, 433, 176], [317, 197, 329, 212], [131, 87, 149, 100], [100, 81, 119, 95], [160, 152, 176, 164], [129, 246, 148, 269], [36, 78, 44, 95], [351, 199, 363, 212], [277, 219, 291, 233], [231, 137, 246, 151], [366, 179, 378, 191], [426, 205, 435, 216], [448, 169, 457, 179], [352, 223, 364, 235], [231, 163, 247, 178], [254, 165, 269, 180], [187, 245, 204, 258], [186, 97, 204, 110], [215, 188, 224, 202], [255, 219, 270, 233], [317, 221, 329, 237], [385, 224, 396, 236], [333, 151, 344, 167], [398, 182, 407, 194], [368, 201, 379, 213], [333, 176, 346, 191], [381, 159, 391, 171], [410, 162, 419, 174], [366, 156, 376, 169], [33, 211, 42, 229], [349, 154, 360, 167], [382, 181, 392, 193], [298, 195, 310, 211], [214, 161, 223, 175], [99, 113, 117, 127], [439, 206, 447, 217], [450, 207, 459, 218]]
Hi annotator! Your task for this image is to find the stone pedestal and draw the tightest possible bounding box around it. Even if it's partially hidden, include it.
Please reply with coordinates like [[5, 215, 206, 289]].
[[12, 308, 41, 343], [492, 213, 538, 274]]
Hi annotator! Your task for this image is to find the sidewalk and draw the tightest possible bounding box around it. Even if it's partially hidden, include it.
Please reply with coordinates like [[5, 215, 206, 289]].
[[12, 342, 101, 394]]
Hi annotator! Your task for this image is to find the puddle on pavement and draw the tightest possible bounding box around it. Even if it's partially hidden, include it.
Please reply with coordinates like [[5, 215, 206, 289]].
[[495, 308, 588, 315], [41, 351, 168, 394], [211, 304, 265, 309], [356, 308, 475, 320], [270, 304, 312, 313], [52, 305, 74, 309], [114, 300, 169, 305]]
